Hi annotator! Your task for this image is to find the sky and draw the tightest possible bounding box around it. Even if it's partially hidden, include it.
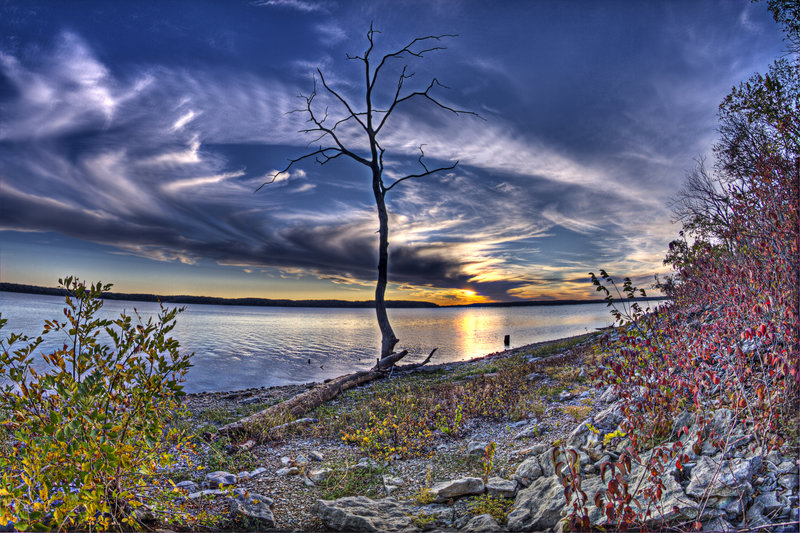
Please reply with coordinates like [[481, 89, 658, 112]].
[[0, 0, 789, 305]]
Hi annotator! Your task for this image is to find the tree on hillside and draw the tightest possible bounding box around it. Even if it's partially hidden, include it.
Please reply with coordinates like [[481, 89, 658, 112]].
[[261, 25, 477, 364]]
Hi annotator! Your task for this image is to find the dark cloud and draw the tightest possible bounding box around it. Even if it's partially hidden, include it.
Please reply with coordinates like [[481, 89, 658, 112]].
[[0, 2, 787, 301]]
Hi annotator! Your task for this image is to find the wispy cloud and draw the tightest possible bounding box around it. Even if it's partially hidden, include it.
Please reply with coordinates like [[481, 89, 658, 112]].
[[251, 0, 329, 13]]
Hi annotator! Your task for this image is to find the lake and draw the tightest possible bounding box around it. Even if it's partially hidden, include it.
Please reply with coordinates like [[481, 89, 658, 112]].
[[0, 291, 613, 393]]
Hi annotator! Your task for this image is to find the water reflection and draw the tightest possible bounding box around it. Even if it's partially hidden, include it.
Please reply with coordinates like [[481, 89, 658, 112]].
[[0, 291, 612, 393]]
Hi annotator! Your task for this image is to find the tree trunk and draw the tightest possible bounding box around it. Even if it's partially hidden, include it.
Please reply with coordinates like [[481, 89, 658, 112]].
[[373, 167, 399, 360]]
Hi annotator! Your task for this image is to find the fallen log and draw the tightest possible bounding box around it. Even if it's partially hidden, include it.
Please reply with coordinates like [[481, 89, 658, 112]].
[[216, 348, 435, 438]]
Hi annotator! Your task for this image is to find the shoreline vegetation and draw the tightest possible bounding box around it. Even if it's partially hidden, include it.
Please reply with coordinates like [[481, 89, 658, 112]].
[[0, 282, 665, 309]]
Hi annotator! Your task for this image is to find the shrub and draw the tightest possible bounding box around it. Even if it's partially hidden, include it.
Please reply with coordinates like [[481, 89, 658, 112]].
[[467, 494, 513, 525], [0, 277, 193, 531]]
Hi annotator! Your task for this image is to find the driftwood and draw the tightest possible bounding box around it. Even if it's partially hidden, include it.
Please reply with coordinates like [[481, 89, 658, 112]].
[[217, 349, 436, 437]]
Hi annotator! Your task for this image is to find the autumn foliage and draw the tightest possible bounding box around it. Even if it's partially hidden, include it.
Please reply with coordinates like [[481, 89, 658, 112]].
[[575, 41, 798, 533]]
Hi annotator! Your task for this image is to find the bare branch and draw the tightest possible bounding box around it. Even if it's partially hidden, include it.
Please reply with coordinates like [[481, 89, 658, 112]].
[[317, 69, 368, 134], [383, 145, 458, 193], [255, 146, 343, 191], [370, 33, 458, 92], [375, 77, 482, 135]]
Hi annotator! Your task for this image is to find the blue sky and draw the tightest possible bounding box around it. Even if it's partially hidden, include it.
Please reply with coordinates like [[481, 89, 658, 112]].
[[0, 0, 789, 304]]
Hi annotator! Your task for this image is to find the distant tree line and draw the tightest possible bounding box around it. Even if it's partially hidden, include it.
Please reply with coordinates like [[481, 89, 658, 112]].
[[0, 282, 437, 309]]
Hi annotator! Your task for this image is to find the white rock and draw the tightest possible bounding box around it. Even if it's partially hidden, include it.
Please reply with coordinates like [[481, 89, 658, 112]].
[[429, 477, 485, 503], [276, 466, 299, 477]]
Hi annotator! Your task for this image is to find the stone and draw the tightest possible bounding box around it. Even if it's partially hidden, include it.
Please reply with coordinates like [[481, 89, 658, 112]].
[[514, 457, 543, 487], [565, 421, 599, 450], [486, 476, 518, 498], [598, 385, 618, 403], [593, 404, 624, 434], [753, 491, 783, 515], [777, 460, 799, 474], [467, 440, 489, 456], [538, 448, 557, 477], [175, 480, 199, 493], [237, 439, 256, 452], [525, 372, 546, 381], [280, 456, 293, 466], [416, 504, 454, 528], [131, 504, 156, 523], [382, 475, 403, 496], [513, 424, 543, 440], [229, 492, 275, 529], [703, 516, 735, 532], [204, 471, 237, 489], [507, 475, 565, 531], [350, 457, 382, 471], [249, 467, 268, 478], [778, 473, 799, 490], [686, 455, 760, 515], [529, 443, 548, 455], [558, 390, 576, 401], [311, 496, 414, 531], [309, 468, 330, 483], [276, 466, 299, 477], [188, 489, 229, 499], [309, 450, 324, 462], [430, 477, 485, 503], [463, 513, 501, 532]]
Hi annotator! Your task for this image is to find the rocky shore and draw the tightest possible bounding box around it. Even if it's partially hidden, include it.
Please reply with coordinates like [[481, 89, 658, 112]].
[[154, 334, 798, 532]]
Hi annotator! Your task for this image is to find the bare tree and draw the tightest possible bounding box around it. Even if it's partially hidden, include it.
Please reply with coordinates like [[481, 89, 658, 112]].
[[260, 25, 477, 364], [668, 158, 736, 243]]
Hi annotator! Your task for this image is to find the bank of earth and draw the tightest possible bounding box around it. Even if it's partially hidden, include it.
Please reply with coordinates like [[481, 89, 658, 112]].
[[161, 332, 798, 532]]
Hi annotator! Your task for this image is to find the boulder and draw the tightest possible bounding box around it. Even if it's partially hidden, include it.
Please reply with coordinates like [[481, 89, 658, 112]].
[[514, 457, 543, 487], [276, 466, 299, 476], [311, 496, 414, 531], [229, 492, 275, 529], [131, 504, 156, 523], [565, 421, 599, 451], [598, 385, 618, 403], [309, 450, 324, 462], [703, 516, 735, 532], [558, 390, 576, 401], [538, 448, 557, 477], [188, 489, 229, 499], [430, 477, 485, 503], [686, 455, 760, 516], [237, 439, 256, 452], [382, 475, 404, 496], [513, 424, 543, 440], [686, 455, 761, 499], [486, 476, 518, 498], [592, 404, 624, 434], [309, 468, 331, 483], [467, 441, 489, 456], [752, 490, 783, 515], [204, 470, 237, 488], [507, 475, 565, 531], [249, 466, 268, 478], [463, 513, 501, 532], [175, 480, 199, 493], [778, 473, 799, 490]]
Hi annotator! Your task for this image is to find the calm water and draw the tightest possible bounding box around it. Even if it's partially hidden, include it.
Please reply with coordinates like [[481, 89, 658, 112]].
[[0, 291, 612, 393]]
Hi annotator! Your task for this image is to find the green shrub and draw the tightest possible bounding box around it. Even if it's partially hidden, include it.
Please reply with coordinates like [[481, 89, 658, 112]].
[[0, 277, 193, 531], [467, 494, 513, 525]]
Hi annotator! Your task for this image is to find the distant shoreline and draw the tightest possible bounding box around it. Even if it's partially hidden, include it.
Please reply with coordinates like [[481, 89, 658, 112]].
[[0, 282, 666, 309]]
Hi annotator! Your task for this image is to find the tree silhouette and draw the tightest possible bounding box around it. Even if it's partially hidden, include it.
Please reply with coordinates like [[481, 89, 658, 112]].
[[261, 25, 477, 363]]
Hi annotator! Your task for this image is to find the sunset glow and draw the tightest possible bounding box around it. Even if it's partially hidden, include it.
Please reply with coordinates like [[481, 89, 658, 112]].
[[0, 1, 785, 303]]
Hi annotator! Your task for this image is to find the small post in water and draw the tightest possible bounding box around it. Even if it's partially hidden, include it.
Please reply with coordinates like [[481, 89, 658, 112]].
[[503, 334, 510, 347]]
